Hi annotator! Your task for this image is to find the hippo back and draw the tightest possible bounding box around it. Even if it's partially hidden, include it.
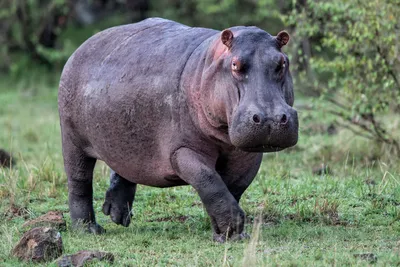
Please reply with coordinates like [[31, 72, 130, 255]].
[[59, 18, 217, 105]]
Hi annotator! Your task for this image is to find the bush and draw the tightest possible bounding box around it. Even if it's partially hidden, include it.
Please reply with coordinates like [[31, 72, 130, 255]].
[[0, 0, 71, 71], [286, 0, 400, 155]]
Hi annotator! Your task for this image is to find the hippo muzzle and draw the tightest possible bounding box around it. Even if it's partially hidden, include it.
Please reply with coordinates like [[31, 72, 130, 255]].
[[229, 100, 298, 152]]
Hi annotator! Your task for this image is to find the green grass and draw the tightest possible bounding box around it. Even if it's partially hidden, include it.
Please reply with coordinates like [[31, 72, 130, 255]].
[[0, 75, 399, 266]]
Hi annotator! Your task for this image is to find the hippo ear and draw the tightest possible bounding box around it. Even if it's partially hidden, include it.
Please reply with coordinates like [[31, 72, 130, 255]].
[[276, 31, 290, 48], [221, 29, 234, 48]]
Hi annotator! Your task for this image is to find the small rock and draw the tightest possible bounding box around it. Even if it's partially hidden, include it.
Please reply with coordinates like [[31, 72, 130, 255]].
[[56, 250, 114, 267], [12, 227, 63, 263], [23, 211, 66, 231], [353, 252, 377, 263], [0, 148, 15, 167]]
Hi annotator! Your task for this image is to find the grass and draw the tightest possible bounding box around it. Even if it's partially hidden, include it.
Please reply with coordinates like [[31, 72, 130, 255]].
[[0, 73, 399, 266]]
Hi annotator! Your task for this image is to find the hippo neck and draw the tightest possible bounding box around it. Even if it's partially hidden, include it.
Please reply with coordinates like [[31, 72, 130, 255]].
[[180, 33, 234, 148]]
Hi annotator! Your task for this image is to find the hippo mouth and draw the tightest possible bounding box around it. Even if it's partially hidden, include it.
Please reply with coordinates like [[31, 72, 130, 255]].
[[239, 145, 285, 153]]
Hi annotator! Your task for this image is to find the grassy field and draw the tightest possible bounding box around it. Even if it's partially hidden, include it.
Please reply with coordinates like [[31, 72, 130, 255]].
[[0, 73, 399, 266]]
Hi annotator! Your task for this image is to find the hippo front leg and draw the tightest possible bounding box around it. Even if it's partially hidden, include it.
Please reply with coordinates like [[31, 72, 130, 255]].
[[225, 154, 262, 203], [102, 170, 137, 227], [172, 147, 245, 242]]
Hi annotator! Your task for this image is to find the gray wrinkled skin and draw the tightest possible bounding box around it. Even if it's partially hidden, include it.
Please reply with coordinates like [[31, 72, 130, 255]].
[[58, 18, 298, 241]]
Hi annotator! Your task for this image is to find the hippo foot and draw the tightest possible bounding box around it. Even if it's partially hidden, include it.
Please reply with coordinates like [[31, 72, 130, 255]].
[[213, 232, 250, 243], [102, 197, 132, 227], [72, 220, 105, 235], [102, 191, 134, 227], [102, 171, 136, 227]]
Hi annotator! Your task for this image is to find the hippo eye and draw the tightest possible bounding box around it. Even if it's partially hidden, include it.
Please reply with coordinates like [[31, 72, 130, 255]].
[[276, 55, 286, 79], [280, 55, 286, 69], [231, 57, 243, 73], [232, 61, 239, 71]]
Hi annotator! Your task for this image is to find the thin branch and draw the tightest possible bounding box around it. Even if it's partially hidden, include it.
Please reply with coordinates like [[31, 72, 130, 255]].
[[375, 29, 400, 92], [326, 97, 350, 111], [330, 109, 400, 155], [370, 115, 400, 152], [335, 121, 374, 140], [328, 110, 374, 135], [376, 45, 400, 92]]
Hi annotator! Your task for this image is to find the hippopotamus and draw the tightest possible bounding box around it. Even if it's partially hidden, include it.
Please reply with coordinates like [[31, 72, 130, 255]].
[[58, 18, 298, 242]]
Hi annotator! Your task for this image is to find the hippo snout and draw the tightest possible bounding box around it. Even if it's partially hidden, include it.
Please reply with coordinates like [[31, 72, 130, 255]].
[[251, 108, 291, 126], [229, 105, 298, 152]]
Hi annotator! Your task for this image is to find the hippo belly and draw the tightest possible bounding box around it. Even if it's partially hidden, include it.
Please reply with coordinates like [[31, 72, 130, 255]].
[[81, 84, 184, 187]]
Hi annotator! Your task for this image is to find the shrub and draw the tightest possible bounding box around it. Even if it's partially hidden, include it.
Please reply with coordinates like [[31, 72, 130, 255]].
[[286, 0, 400, 155], [0, 0, 71, 71]]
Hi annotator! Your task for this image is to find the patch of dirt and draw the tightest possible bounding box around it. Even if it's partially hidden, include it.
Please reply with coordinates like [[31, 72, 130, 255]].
[[56, 250, 114, 267], [147, 215, 188, 223], [3, 204, 30, 220], [12, 227, 63, 263], [23, 211, 66, 231]]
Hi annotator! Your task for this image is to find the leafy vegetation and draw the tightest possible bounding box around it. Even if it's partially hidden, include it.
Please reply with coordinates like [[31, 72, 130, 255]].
[[0, 0, 71, 70], [286, 0, 400, 154]]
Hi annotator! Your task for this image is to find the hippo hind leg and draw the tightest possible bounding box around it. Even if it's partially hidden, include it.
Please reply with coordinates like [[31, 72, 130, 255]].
[[62, 135, 105, 234], [102, 170, 137, 227]]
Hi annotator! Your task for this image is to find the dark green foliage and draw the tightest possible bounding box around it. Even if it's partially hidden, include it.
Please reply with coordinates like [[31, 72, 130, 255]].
[[0, 0, 72, 71], [0, 0, 288, 74], [148, 0, 285, 31], [286, 0, 400, 154]]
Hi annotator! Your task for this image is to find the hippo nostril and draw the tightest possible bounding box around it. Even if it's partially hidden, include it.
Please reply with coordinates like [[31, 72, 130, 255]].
[[280, 114, 288, 124], [252, 114, 261, 124], [275, 114, 288, 125]]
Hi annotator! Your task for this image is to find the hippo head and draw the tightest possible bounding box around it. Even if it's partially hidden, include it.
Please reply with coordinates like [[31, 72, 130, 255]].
[[202, 27, 298, 152]]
